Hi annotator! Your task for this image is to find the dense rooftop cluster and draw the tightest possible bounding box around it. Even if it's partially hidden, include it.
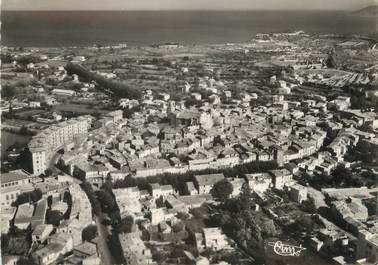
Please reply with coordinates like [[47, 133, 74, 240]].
[[1, 31, 378, 265]]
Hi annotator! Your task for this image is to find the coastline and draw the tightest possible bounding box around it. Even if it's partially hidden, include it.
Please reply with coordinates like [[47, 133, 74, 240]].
[[2, 10, 377, 48]]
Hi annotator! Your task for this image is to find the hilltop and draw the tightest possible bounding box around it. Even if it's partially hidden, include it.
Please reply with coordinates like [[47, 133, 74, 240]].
[[352, 5, 378, 16]]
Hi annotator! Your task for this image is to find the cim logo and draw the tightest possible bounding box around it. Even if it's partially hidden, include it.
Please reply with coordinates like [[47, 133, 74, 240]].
[[267, 241, 306, 257]]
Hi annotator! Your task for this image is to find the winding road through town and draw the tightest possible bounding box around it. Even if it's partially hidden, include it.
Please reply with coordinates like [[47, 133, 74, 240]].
[[95, 214, 115, 265]]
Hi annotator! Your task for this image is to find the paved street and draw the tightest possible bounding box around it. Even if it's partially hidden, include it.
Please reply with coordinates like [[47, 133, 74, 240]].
[[95, 214, 115, 265]]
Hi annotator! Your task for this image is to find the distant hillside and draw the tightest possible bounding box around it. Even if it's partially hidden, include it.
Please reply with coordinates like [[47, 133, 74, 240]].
[[352, 5, 378, 16]]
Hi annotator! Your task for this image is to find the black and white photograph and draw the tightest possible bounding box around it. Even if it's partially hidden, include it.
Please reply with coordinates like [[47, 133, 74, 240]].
[[1, 0, 378, 265]]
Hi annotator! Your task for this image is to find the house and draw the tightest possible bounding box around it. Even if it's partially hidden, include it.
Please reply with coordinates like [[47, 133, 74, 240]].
[[179, 195, 210, 209], [32, 244, 63, 265], [31, 198, 47, 229], [150, 207, 176, 226], [159, 93, 170, 101], [52, 89, 76, 97], [224, 91, 232, 98], [1, 207, 16, 234], [118, 231, 155, 265], [245, 173, 272, 193], [29, 101, 41, 108], [149, 183, 175, 198], [56, 218, 89, 246], [73, 241, 98, 259], [2, 255, 20, 265], [285, 162, 299, 174], [202, 228, 231, 251], [269, 169, 293, 190], [82, 254, 101, 265], [44, 96, 58, 106], [170, 109, 201, 127], [229, 177, 246, 197], [193, 173, 225, 194], [1, 169, 33, 206], [184, 182, 198, 195], [73, 162, 109, 185], [322, 187, 374, 201], [105, 110, 123, 123], [165, 195, 188, 213], [192, 93, 202, 101], [32, 224, 54, 244], [331, 199, 369, 222], [328, 96, 351, 111], [356, 225, 378, 263], [308, 237, 324, 252], [14, 203, 34, 230], [287, 184, 308, 203], [33, 233, 73, 265]]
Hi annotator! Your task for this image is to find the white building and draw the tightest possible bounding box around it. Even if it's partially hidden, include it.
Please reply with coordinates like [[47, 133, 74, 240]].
[[32, 224, 54, 244], [1, 170, 33, 206], [245, 173, 272, 193], [193, 173, 225, 194], [51, 89, 76, 97], [269, 169, 293, 190], [14, 203, 34, 230], [28, 117, 89, 175], [202, 228, 231, 251]]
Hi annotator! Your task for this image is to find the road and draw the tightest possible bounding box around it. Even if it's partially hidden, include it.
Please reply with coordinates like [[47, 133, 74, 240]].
[[48, 151, 114, 263], [48, 152, 61, 169], [47, 151, 113, 263], [96, 213, 115, 265], [47, 152, 82, 184]]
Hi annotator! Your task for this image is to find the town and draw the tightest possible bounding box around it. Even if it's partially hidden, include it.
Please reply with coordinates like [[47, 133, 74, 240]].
[[1, 31, 378, 265]]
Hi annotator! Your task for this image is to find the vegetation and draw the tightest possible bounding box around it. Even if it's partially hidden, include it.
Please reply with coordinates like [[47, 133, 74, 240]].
[[325, 52, 337, 68], [308, 165, 377, 189], [211, 179, 233, 201], [46, 210, 64, 226], [1, 53, 13, 64], [66, 62, 142, 100], [82, 225, 98, 242], [80, 181, 101, 215], [113, 160, 278, 192], [96, 179, 122, 227], [213, 184, 279, 263], [13, 189, 42, 206]]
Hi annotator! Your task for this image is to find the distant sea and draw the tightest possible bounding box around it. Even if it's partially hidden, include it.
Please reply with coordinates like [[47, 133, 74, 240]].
[[2, 10, 378, 47]]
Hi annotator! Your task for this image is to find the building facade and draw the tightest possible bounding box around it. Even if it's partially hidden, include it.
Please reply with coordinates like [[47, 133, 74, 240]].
[[28, 117, 89, 175]]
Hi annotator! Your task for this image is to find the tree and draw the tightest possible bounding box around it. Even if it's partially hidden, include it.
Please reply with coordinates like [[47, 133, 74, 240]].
[[238, 183, 253, 211], [44, 168, 53, 177], [14, 189, 42, 206], [325, 51, 337, 68], [118, 215, 135, 233], [47, 210, 64, 226], [101, 179, 113, 194], [172, 222, 185, 233], [82, 225, 98, 242], [31, 189, 42, 202], [1, 85, 15, 98], [16, 257, 37, 265], [211, 179, 233, 201], [1, 233, 9, 250], [258, 216, 278, 237], [1, 53, 13, 63], [81, 181, 101, 215], [95, 190, 116, 212], [92, 199, 102, 216]]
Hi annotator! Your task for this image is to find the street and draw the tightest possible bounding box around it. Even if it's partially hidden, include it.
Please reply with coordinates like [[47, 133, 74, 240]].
[[95, 214, 115, 265]]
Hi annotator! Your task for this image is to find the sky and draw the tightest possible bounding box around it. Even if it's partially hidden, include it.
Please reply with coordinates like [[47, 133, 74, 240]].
[[2, 0, 378, 11]]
